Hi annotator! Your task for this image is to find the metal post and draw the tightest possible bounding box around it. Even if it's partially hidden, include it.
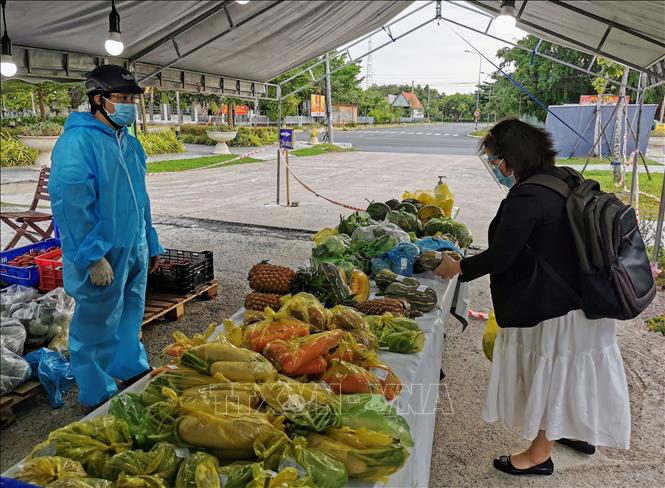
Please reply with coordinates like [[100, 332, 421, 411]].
[[325, 53, 334, 145], [149, 90, 154, 121], [175, 90, 182, 125], [285, 149, 291, 206], [276, 86, 282, 205], [475, 55, 481, 131], [652, 170, 665, 267], [139, 94, 149, 133], [629, 74, 645, 207]]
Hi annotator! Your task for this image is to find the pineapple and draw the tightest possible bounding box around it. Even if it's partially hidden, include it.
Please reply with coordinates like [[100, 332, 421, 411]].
[[351, 298, 415, 317], [248, 261, 295, 294], [244, 291, 283, 312]]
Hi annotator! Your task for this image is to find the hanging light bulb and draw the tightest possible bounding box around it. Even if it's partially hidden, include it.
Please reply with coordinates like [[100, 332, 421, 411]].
[[105, 0, 124, 56], [495, 0, 516, 36], [1, 0, 17, 77], [236, 0, 250, 4]]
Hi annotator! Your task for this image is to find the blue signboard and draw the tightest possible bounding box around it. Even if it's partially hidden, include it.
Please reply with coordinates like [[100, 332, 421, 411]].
[[279, 128, 294, 149]]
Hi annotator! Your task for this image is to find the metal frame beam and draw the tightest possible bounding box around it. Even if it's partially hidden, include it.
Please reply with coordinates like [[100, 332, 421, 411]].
[[465, 0, 665, 82], [129, 1, 232, 63], [137, 0, 283, 83]]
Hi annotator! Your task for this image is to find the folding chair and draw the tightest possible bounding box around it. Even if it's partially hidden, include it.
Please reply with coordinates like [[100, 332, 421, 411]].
[[1, 166, 54, 250]]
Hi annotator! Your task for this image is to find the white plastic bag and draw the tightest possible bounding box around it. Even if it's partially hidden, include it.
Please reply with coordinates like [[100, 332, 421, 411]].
[[0, 346, 32, 394], [0, 317, 27, 355], [0, 285, 39, 316]]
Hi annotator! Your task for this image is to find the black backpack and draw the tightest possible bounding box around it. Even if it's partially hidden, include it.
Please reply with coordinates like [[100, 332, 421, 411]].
[[524, 167, 656, 320]]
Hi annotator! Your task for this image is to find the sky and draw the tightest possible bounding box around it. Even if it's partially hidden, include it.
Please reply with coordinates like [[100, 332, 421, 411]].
[[346, 1, 527, 95]]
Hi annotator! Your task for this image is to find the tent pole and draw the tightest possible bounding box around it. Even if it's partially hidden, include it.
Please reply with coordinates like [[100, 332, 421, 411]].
[[139, 94, 149, 133], [276, 86, 282, 206], [652, 170, 665, 268], [629, 74, 645, 207], [325, 52, 334, 145]]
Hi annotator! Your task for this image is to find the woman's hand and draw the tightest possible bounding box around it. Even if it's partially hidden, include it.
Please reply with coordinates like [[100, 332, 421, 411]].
[[434, 253, 462, 279]]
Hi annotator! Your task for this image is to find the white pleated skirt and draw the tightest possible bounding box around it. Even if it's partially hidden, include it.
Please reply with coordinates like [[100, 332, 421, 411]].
[[482, 309, 631, 449]]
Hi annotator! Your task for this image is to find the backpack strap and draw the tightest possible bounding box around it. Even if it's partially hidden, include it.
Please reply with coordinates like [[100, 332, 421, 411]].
[[522, 173, 572, 198]]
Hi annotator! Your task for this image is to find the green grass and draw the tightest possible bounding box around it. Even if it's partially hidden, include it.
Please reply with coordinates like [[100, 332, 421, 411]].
[[557, 157, 661, 166], [291, 143, 354, 157], [0, 201, 29, 208], [583, 170, 663, 219], [146, 154, 261, 173], [469, 128, 489, 137]]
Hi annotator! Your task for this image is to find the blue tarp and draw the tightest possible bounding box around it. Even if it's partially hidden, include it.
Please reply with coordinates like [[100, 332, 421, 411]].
[[546, 104, 658, 159]]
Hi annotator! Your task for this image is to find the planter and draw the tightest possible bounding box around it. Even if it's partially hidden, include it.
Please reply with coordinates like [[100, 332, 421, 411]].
[[18, 135, 60, 167], [207, 131, 237, 154], [303, 127, 319, 145], [649, 136, 665, 147]]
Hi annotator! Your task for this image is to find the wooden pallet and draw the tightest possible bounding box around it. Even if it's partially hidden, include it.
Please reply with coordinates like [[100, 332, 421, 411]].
[[142, 281, 218, 327], [0, 380, 42, 428]]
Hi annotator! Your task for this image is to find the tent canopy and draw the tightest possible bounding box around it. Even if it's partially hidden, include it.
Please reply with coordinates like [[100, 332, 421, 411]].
[[3, 0, 411, 85], [469, 1, 665, 86]]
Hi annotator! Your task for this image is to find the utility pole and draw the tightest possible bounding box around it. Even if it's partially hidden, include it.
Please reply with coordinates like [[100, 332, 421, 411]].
[[427, 87, 430, 120], [325, 52, 334, 144], [366, 38, 373, 90], [475, 56, 481, 131]]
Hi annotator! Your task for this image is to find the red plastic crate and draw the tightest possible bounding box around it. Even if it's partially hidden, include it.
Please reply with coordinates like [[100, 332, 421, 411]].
[[34, 248, 64, 292]]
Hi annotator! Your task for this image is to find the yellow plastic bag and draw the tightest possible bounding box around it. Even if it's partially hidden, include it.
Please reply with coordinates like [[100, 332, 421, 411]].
[[482, 310, 499, 361], [277, 293, 328, 332], [313, 227, 338, 245], [403, 181, 454, 218]]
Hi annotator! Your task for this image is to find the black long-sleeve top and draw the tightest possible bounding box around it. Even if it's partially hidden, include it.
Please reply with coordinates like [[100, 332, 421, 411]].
[[459, 170, 581, 327]]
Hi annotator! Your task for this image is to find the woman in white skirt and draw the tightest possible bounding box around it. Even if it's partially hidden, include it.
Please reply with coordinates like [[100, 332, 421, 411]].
[[435, 119, 631, 476]]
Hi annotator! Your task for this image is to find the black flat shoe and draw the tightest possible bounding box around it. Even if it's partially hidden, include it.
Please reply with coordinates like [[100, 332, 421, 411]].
[[493, 455, 554, 476], [557, 438, 596, 455], [120, 367, 153, 388]]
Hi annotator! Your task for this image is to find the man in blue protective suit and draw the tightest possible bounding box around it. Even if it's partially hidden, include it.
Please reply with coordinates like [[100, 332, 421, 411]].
[[49, 65, 163, 407]]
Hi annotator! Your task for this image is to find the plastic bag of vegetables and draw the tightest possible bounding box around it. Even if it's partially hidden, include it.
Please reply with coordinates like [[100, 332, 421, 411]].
[[180, 383, 260, 412], [256, 378, 341, 432], [242, 310, 310, 352], [306, 426, 409, 482], [0, 284, 38, 315], [30, 416, 133, 479], [339, 394, 413, 447], [322, 360, 382, 396], [114, 474, 167, 487], [0, 346, 31, 395], [0, 317, 27, 355], [103, 442, 180, 481], [325, 307, 378, 350], [217, 461, 261, 488], [109, 394, 152, 448], [336, 211, 375, 236], [245, 464, 316, 488], [363, 313, 425, 354], [254, 431, 347, 488], [414, 236, 461, 254], [312, 235, 350, 260], [174, 451, 220, 488], [422, 217, 473, 248], [180, 338, 276, 382], [312, 227, 338, 245], [47, 478, 113, 487], [263, 330, 344, 378], [14, 456, 87, 486], [142, 366, 216, 405], [158, 324, 217, 364], [380, 242, 420, 276], [276, 293, 328, 332]]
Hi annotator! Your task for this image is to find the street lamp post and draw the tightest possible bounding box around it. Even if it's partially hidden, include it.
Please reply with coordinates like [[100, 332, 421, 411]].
[[465, 50, 482, 131]]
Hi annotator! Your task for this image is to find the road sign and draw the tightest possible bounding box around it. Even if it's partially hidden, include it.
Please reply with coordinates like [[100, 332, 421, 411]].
[[474, 109, 481, 118], [279, 128, 294, 149]]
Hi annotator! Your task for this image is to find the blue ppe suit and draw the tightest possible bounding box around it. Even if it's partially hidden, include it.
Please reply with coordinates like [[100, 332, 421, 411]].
[[49, 112, 163, 406]]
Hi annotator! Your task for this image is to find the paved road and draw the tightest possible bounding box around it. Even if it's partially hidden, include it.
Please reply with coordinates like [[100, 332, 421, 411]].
[[329, 122, 484, 155]]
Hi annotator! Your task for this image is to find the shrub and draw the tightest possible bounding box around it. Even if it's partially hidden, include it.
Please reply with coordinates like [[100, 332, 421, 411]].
[[229, 127, 277, 147], [0, 130, 38, 167], [179, 124, 216, 145], [17, 122, 64, 136], [651, 123, 665, 137], [138, 129, 185, 156]]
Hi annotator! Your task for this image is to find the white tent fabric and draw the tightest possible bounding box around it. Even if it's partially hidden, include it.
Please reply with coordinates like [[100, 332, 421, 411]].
[[3, 0, 412, 83], [470, 1, 665, 82]]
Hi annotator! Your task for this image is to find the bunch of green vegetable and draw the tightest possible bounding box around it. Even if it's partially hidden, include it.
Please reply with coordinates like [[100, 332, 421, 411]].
[[363, 313, 425, 353], [422, 217, 473, 248], [336, 211, 375, 236]]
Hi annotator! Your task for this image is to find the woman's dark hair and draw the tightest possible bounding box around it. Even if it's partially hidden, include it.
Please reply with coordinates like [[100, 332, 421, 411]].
[[479, 118, 557, 180]]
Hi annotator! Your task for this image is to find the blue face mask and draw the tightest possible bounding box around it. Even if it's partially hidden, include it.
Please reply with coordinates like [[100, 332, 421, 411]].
[[490, 159, 516, 188], [104, 98, 136, 127]]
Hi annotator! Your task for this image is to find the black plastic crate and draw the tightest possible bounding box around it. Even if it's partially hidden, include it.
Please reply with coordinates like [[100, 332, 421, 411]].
[[148, 249, 214, 294]]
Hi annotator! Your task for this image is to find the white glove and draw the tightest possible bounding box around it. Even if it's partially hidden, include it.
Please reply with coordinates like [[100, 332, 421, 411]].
[[89, 257, 114, 287]]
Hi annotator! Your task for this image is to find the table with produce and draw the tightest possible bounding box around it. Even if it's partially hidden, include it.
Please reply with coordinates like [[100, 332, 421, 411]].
[[4, 183, 474, 487]]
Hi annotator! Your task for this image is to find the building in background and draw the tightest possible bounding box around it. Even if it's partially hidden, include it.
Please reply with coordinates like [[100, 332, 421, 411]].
[[390, 92, 424, 120], [332, 103, 358, 125]]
